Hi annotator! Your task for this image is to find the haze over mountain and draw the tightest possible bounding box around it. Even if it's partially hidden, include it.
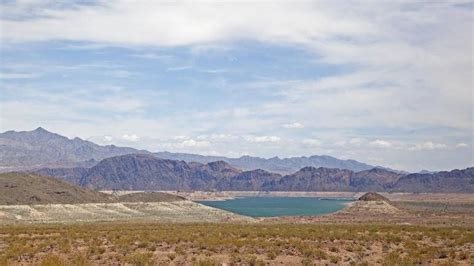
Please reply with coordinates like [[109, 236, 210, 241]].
[[36, 154, 474, 193], [0, 127, 144, 171], [154, 151, 375, 174], [0, 128, 377, 173]]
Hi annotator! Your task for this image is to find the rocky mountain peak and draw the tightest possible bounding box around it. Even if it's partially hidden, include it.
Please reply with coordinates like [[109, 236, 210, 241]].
[[33, 126, 48, 133], [358, 192, 389, 202], [207, 160, 235, 171]]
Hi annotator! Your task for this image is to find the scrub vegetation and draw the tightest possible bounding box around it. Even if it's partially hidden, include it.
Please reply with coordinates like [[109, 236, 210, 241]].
[[0, 223, 472, 265]]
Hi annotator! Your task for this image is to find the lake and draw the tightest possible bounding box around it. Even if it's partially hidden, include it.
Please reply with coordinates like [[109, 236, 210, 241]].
[[198, 197, 353, 217]]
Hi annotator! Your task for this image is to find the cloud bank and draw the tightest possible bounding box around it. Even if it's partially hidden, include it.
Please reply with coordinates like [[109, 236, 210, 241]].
[[0, 0, 472, 171]]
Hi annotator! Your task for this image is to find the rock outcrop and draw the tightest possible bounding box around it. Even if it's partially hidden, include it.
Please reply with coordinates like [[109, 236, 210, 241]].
[[358, 192, 389, 202]]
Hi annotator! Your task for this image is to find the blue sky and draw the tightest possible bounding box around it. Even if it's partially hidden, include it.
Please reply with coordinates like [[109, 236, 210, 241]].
[[0, 0, 472, 171]]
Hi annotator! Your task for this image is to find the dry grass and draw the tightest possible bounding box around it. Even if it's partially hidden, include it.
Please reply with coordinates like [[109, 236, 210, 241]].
[[0, 222, 472, 265]]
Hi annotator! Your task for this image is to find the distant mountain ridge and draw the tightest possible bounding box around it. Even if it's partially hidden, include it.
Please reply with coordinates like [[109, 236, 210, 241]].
[[0, 127, 379, 173], [154, 152, 376, 174], [0, 127, 146, 171], [35, 154, 474, 192]]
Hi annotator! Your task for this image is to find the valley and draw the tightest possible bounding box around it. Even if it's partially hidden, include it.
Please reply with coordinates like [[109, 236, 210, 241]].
[[0, 128, 473, 265], [2, 1, 473, 264]]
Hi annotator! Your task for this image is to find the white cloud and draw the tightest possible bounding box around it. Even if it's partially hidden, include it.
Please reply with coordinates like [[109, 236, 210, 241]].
[[0, 1, 376, 46], [0, 72, 39, 79], [166, 66, 192, 71], [121, 134, 140, 142], [107, 70, 132, 78], [456, 143, 468, 148], [0, 1, 472, 172], [409, 141, 448, 151], [302, 139, 321, 146], [349, 138, 365, 145], [370, 139, 392, 148], [283, 122, 304, 129], [179, 139, 210, 148], [208, 134, 238, 140], [130, 53, 173, 60], [245, 135, 281, 143]]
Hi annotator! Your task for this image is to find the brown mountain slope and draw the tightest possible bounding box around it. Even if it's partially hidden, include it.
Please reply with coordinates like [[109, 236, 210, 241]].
[[391, 167, 474, 193], [117, 192, 185, 202], [33, 154, 474, 193], [358, 192, 389, 202], [0, 172, 114, 205]]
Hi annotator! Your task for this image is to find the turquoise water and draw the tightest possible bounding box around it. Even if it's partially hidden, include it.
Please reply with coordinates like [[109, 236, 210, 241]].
[[198, 197, 353, 217]]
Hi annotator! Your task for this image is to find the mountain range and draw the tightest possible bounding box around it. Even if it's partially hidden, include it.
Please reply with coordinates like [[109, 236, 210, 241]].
[[0, 127, 142, 171], [1, 127, 376, 173], [35, 154, 474, 192], [3, 128, 473, 193]]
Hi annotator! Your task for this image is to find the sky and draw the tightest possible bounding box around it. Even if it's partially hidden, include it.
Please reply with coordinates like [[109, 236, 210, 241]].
[[0, 0, 472, 172]]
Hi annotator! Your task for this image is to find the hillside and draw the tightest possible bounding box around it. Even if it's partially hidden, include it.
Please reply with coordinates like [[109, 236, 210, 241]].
[[31, 155, 384, 192], [216, 169, 282, 191], [117, 192, 185, 202], [0, 172, 114, 205], [0, 172, 192, 205], [391, 167, 474, 193], [80, 154, 245, 190], [35, 154, 474, 192]]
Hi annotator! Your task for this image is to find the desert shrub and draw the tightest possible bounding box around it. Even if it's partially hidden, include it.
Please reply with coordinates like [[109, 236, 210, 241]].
[[194, 258, 216, 266], [71, 253, 91, 266], [0, 256, 7, 266], [40, 255, 67, 266], [329, 255, 339, 263], [137, 242, 148, 249], [266, 250, 277, 260], [125, 252, 153, 266], [301, 257, 313, 266], [167, 253, 176, 261], [458, 251, 468, 260]]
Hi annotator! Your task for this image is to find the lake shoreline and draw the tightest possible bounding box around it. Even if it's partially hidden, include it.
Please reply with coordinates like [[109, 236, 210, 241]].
[[198, 196, 354, 217]]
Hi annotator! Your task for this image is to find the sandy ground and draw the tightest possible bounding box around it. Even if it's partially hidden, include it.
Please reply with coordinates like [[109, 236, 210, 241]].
[[1, 192, 473, 265], [1, 191, 473, 226], [100, 190, 365, 201], [0, 200, 253, 224], [112, 190, 474, 203]]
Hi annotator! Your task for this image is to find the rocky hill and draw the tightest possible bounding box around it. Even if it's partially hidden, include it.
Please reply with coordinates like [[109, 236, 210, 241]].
[[37, 154, 247, 191], [216, 169, 282, 191], [0, 172, 190, 205], [0, 172, 115, 205], [35, 154, 473, 192], [263, 167, 354, 191], [391, 167, 474, 193], [31, 154, 381, 192], [358, 192, 389, 202], [350, 168, 402, 191]]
